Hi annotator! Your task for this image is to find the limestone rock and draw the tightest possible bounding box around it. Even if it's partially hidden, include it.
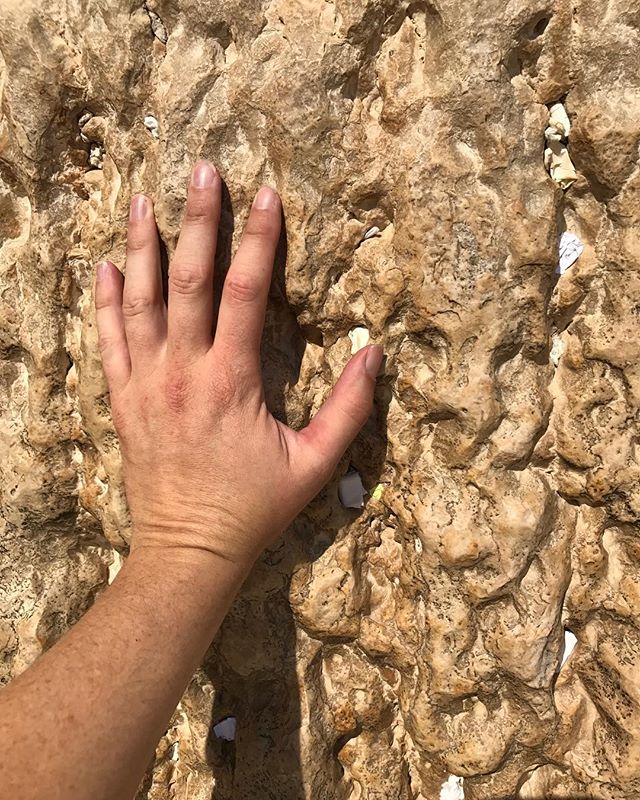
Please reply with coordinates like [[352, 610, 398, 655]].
[[1, 0, 640, 798]]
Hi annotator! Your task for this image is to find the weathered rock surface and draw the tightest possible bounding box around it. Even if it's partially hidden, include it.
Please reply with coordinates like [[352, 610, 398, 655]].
[[1, 0, 640, 797]]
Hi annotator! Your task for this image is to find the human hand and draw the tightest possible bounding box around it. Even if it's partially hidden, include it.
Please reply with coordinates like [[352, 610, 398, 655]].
[[94, 161, 382, 568]]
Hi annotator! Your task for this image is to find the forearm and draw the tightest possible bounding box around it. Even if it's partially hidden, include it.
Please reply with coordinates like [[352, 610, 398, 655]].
[[0, 542, 252, 800]]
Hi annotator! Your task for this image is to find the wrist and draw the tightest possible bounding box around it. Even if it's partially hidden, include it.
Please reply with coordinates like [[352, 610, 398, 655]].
[[126, 535, 257, 594], [130, 520, 264, 573]]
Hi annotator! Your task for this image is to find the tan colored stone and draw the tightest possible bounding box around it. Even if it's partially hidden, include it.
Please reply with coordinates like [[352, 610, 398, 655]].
[[1, 0, 640, 798]]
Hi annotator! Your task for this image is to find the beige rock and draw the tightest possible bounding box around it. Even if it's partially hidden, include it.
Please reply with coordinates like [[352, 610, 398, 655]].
[[0, 0, 639, 798]]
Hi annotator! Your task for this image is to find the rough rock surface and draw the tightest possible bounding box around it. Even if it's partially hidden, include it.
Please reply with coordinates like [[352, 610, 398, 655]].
[[1, 0, 640, 797]]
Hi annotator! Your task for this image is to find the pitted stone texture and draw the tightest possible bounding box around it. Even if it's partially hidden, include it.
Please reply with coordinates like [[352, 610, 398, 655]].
[[1, 0, 639, 798]]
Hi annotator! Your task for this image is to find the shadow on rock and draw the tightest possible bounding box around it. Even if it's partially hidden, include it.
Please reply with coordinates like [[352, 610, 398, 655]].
[[202, 196, 389, 798]]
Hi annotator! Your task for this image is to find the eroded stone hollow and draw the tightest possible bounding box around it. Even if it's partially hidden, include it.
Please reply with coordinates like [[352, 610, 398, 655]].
[[1, 0, 640, 798]]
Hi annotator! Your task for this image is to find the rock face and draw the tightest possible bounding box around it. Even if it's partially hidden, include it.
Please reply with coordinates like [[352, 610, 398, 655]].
[[1, 0, 640, 797]]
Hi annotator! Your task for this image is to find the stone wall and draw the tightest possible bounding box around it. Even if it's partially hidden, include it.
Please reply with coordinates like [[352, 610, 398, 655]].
[[1, 0, 640, 797]]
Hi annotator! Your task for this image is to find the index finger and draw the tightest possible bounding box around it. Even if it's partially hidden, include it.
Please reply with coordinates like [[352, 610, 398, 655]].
[[212, 186, 281, 373]]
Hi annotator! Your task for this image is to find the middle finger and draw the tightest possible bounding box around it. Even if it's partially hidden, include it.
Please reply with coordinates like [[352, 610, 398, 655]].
[[167, 160, 221, 361]]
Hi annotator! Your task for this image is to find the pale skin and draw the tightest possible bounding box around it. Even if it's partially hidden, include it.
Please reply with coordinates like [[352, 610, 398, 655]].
[[0, 161, 382, 800]]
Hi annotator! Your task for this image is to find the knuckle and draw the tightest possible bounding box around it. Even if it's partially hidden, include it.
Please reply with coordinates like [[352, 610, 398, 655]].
[[225, 275, 260, 305], [98, 333, 116, 356], [211, 370, 238, 408], [169, 264, 208, 296], [243, 210, 275, 240], [126, 230, 150, 254], [163, 367, 192, 413], [122, 294, 154, 318], [95, 293, 113, 311], [185, 193, 213, 224], [208, 359, 242, 407]]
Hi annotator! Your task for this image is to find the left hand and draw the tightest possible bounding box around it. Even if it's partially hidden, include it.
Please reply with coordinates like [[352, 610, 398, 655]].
[[94, 160, 382, 567]]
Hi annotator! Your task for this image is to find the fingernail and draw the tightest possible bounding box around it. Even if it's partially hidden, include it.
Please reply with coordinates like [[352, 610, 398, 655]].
[[364, 345, 384, 379], [192, 161, 217, 188], [253, 186, 277, 210], [130, 194, 147, 221], [96, 261, 110, 282]]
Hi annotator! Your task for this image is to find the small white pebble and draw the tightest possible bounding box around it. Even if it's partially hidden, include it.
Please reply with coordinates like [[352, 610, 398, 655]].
[[348, 326, 370, 354], [561, 630, 577, 666], [213, 716, 237, 741], [415, 537, 423, 554], [361, 226, 380, 242], [89, 142, 104, 168], [440, 775, 465, 800], [148, 9, 168, 43], [558, 231, 584, 274], [144, 115, 159, 139], [550, 335, 565, 367], [339, 471, 365, 509]]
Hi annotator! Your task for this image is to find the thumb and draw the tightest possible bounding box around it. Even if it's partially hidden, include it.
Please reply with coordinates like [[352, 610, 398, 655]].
[[297, 344, 383, 486]]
